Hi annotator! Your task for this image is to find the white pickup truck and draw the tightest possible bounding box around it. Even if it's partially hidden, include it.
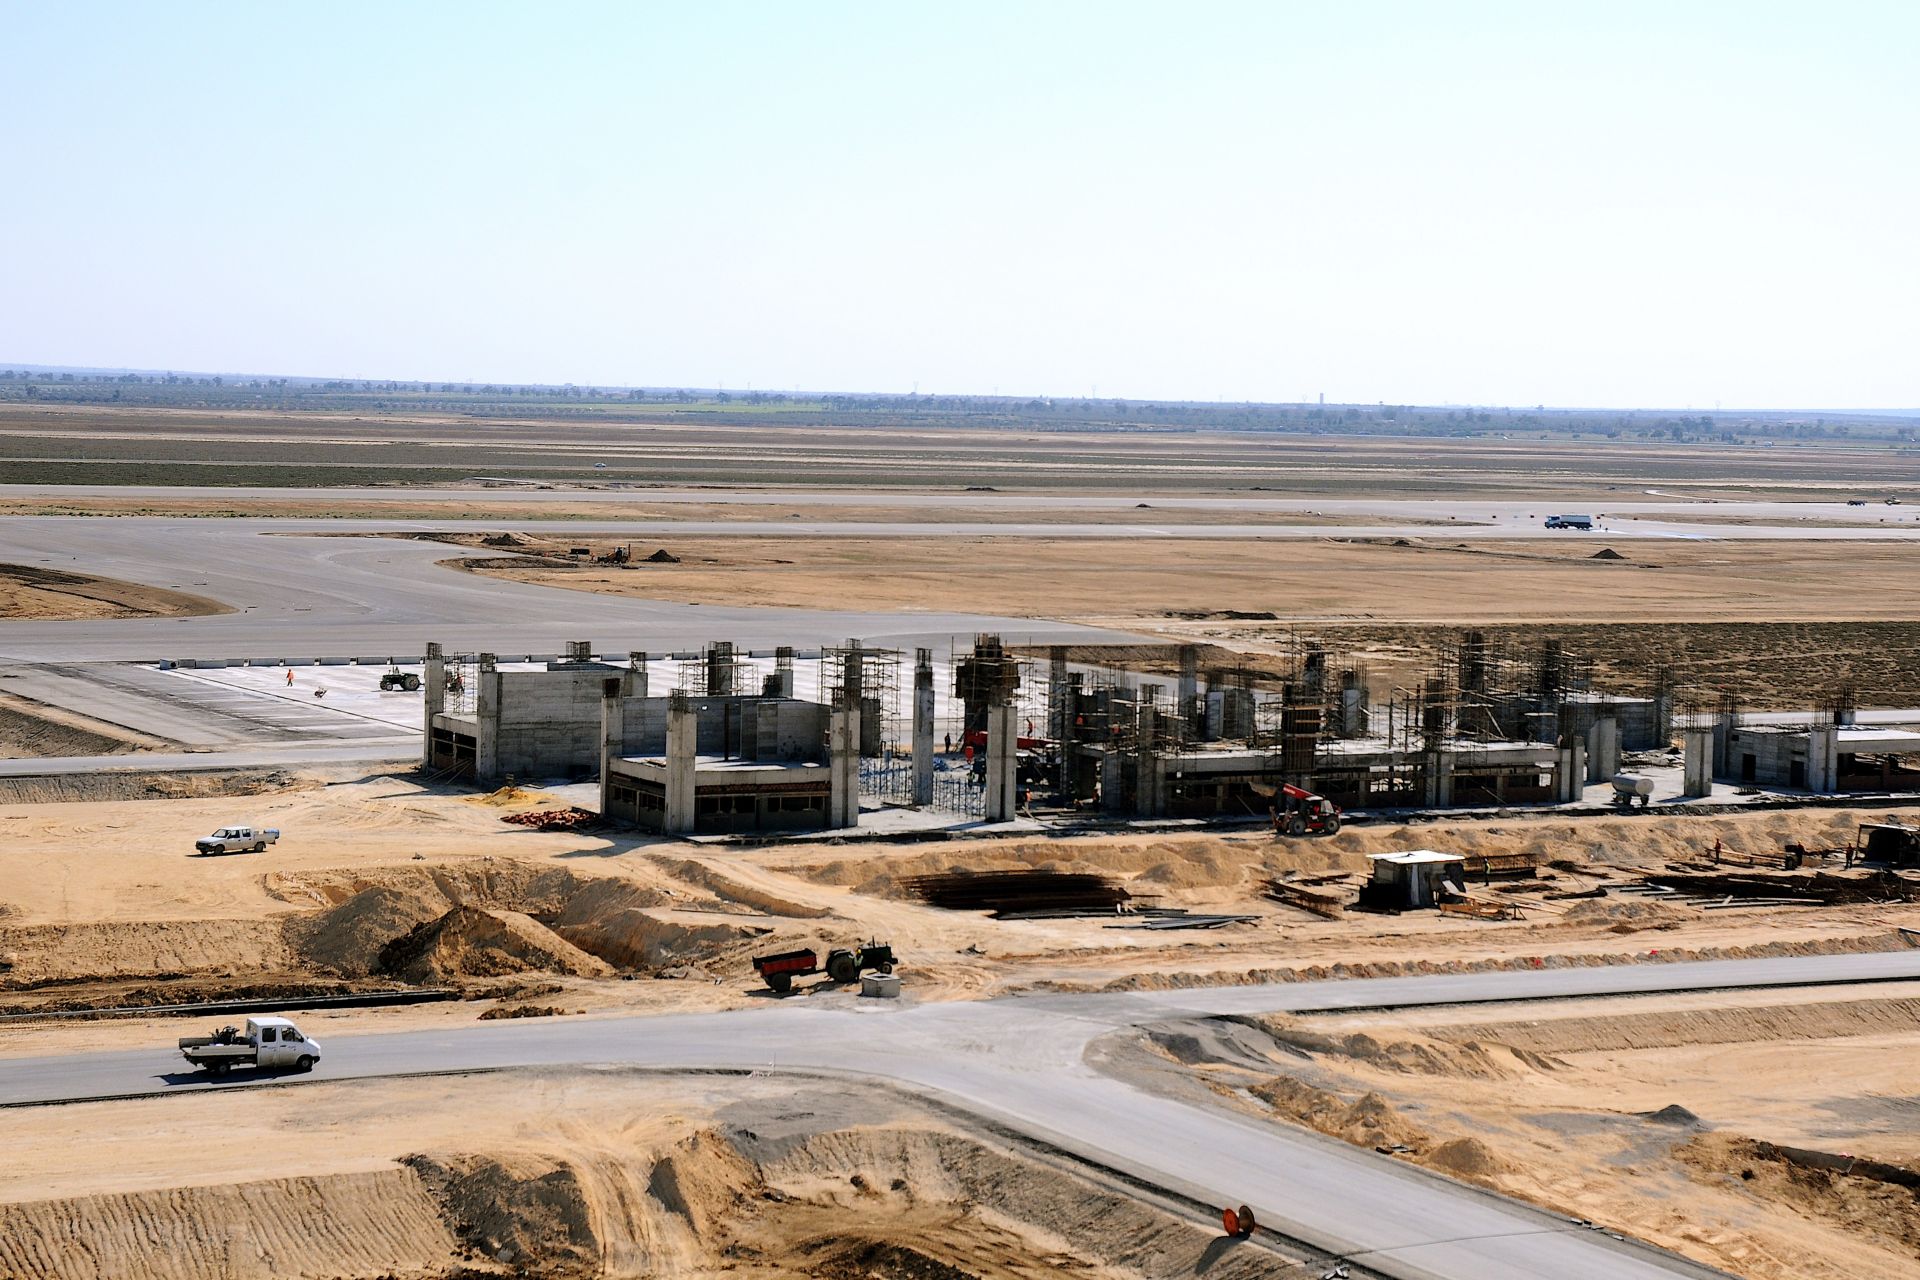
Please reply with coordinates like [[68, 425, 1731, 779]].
[[194, 825, 279, 855], [179, 1017, 322, 1075]]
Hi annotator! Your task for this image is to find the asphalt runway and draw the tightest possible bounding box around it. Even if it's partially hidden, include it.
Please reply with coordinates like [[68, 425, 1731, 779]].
[[6, 482, 1920, 525], [1, 492, 1917, 660], [0, 517, 1144, 661], [13, 954, 1915, 1278]]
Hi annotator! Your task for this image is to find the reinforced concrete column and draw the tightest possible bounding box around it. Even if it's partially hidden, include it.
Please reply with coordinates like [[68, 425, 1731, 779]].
[[984, 702, 1018, 822], [1423, 748, 1454, 807], [1178, 645, 1199, 741], [475, 654, 501, 784], [664, 691, 697, 835], [828, 702, 860, 829], [1807, 725, 1839, 793], [911, 648, 935, 807], [765, 646, 795, 698], [1048, 646, 1069, 741], [628, 652, 649, 697], [1135, 704, 1164, 817], [1555, 738, 1587, 803], [705, 641, 735, 696], [1682, 727, 1714, 797], [422, 642, 445, 766], [1587, 715, 1620, 783], [598, 677, 623, 818]]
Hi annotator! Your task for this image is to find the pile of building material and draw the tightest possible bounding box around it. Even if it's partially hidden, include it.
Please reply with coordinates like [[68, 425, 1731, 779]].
[[1632, 870, 1920, 909], [500, 807, 598, 831], [900, 869, 1130, 919], [1263, 876, 1348, 919]]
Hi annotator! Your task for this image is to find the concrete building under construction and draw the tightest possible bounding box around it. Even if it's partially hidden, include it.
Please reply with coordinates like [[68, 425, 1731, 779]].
[[414, 629, 1920, 833]]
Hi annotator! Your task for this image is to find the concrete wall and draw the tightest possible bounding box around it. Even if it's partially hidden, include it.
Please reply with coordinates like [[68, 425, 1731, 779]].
[[480, 665, 650, 783]]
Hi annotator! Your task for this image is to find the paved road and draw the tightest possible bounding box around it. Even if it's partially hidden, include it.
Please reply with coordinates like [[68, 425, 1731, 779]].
[[11, 953, 1918, 1278], [0, 740, 417, 778], [5, 483, 1920, 526], [0, 517, 1145, 661]]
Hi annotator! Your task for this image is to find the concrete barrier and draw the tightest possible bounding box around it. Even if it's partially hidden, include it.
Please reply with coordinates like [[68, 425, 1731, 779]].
[[318, 656, 352, 666], [247, 658, 283, 667]]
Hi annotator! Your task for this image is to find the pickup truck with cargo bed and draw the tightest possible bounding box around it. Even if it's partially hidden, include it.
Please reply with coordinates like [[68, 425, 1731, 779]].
[[195, 825, 279, 855], [179, 1017, 321, 1075]]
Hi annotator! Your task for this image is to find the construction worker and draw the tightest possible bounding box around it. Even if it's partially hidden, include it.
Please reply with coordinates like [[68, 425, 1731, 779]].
[[284, 669, 294, 686]]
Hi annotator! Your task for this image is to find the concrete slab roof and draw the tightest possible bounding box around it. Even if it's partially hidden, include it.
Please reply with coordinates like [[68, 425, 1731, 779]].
[[1368, 850, 1465, 866], [1838, 727, 1920, 750]]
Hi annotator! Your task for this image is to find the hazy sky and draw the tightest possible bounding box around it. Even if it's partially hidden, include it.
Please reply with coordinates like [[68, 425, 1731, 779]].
[[4, 3, 1914, 408]]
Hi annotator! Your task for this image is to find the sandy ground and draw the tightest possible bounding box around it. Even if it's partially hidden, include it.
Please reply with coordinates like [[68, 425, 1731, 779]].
[[5, 401, 1920, 498], [1109, 979, 1920, 1280], [2, 772, 1915, 1059], [458, 534, 1920, 625], [0, 494, 1442, 525], [0, 1070, 1309, 1279], [0, 561, 228, 621]]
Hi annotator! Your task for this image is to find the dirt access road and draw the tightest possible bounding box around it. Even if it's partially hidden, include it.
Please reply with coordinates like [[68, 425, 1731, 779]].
[[14, 956, 1907, 1280]]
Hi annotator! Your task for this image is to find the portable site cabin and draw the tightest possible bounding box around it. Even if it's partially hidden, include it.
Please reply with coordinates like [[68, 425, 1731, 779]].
[[1364, 850, 1467, 910]]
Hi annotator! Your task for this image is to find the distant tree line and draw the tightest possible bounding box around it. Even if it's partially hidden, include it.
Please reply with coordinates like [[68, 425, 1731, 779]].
[[0, 368, 1910, 442]]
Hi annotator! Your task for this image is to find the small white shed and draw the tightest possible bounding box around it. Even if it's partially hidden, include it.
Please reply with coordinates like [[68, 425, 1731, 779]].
[[1366, 850, 1466, 909]]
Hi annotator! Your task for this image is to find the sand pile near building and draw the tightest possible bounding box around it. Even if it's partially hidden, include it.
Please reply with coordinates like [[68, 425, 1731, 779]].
[[377, 905, 612, 983]]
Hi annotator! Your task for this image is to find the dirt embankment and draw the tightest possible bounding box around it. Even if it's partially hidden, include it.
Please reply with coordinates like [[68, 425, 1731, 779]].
[[1119, 986, 1920, 1280], [0, 1113, 1310, 1280], [0, 563, 228, 621], [0, 691, 177, 760]]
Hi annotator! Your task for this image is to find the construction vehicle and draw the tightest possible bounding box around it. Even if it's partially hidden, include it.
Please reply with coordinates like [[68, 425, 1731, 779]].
[[179, 1016, 321, 1075], [378, 663, 421, 692], [1250, 781, 1342, 835], [751, 940, 896, 993], [194, 825, 280, 855], [1544, 513, 1595, 530]]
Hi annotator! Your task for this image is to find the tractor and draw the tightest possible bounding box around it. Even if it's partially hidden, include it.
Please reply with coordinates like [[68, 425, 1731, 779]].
[[378, 664, 421, 692], [752, 940, 897, 993]]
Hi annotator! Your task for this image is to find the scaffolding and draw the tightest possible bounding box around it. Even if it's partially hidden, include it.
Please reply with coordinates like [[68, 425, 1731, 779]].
[[445, 652, 480, 716], [820, 641, 907, 803]]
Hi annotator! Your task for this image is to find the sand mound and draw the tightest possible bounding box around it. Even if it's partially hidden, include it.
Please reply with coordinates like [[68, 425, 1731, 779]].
[[1562, 897, 1692, 931], [1425, 1136, 1512, 1181], [0, 1168, 456, 1280], [1644, 1104, 1706, 1128], [467, 784, 557, 809], [1680, 1133, 1920, 1261], [407, 1151, 603, 1272], [1591, 547, 1626, 560], [555, 907, 776, 972], [291, 886, 446, 976], [377, 905, 612, 983], [1250, 1075, 1429, 1150]]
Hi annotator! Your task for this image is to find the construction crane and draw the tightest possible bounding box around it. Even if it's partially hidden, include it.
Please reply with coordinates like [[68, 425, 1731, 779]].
[[1250, 780, 1342, 836]]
